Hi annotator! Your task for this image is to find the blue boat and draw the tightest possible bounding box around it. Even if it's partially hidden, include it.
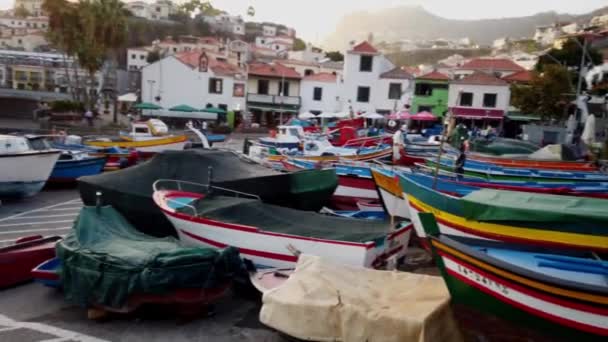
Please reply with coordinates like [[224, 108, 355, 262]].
[[49, 152, 107, 182]]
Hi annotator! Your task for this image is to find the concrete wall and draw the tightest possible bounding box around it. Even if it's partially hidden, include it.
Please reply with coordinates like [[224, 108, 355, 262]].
[[300, 79, 339, 113]]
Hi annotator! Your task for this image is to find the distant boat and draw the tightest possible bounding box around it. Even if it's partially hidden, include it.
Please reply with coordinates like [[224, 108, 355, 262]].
[[0, 135, 60, 197], [84, 119, 187, 156], [49, 151, 107, 182]]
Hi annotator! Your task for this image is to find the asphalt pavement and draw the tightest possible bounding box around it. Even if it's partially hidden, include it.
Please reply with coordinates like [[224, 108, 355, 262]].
[[0, 185, 283, 342]]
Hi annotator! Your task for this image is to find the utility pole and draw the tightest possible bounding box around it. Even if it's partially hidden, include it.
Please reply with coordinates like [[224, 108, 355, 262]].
[[574, 37, 588, 123]]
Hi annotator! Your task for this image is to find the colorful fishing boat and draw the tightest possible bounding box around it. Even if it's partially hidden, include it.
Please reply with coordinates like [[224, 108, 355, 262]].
[[420, 214, 608, 341], [52, 140, 138, 172], [426, 158, 608, 183], [370, 167, 411, 219], [400, 172, 608, 252], [0, 135, 61, 197], [468, 154, 598, 171], [0, 235, 61, 288], [84, 119, 187, 156], [49, 151, 107, 182], [153, 185, 412, 269]]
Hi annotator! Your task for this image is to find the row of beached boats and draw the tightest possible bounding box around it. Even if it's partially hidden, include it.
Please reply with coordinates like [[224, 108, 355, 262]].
[[0, 119, 223, 198], [2, 117, 607, 340]]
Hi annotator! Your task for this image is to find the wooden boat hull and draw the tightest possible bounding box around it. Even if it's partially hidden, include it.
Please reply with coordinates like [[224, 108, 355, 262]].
[[155, 191, 412, 269], [85, 135, 187, 155], [400, 173, 608, 253], [427, 232, 608, 340], [49, 156, 107, 182], [0, 236, 61, 288], [469, 155, 598, 171], [370, 168, 411, 219], [332, 174, 378, 210], [269, 146, 392, 163], [0, 150, 60, 197]]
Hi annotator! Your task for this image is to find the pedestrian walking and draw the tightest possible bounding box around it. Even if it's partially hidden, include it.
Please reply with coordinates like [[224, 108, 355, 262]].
[[84, 109, 94, 127]]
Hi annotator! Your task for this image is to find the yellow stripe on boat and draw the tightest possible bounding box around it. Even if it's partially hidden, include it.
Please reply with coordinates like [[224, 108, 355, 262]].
[[432, 239, 608, 305], [85, 135, 187, 148], [371, 169, 403, 198], [408, 195, 608, 251]]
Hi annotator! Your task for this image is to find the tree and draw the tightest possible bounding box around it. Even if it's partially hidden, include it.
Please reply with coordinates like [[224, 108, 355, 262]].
[[14, 5, 31, 18], [293, 38, 306, 51], [146, 50, 161, 64], [511, 65, 573, 120], [325, 51, 344, 62]]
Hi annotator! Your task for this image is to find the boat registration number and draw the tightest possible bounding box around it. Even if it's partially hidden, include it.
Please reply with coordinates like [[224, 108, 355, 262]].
[[456, 263, 510, 296]]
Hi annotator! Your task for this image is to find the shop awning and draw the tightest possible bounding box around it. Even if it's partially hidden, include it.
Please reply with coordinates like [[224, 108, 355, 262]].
[[248, 105, 299, 113], [450, 107, 504, 120]]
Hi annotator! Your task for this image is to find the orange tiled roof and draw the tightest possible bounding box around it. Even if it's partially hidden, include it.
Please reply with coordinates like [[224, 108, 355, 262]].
[[248, 62, 301, 79]]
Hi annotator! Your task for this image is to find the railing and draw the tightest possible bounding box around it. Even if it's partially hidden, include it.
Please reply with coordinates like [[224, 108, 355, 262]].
[[246, 93, 301, 107]]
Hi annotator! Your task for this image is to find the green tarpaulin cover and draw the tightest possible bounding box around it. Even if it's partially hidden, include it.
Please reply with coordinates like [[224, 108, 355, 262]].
[[57, 206, 243, 308], [184, 196, 392, 243], [462, 189, 608, 226]]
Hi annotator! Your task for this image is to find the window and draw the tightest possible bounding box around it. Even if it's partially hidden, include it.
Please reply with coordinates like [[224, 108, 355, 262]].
[[275, 45, 280, 50], [257, 79, 269, 94], [414, 83, 447, 96], [357, 86, 370, 102], [17, 39, 22, 44], [359, 55, 373, 72], [418, 105, 433, 112], [304, 69, 314, 76], [156, 7, 161, 12], [131, 54, 136, 59], [278, 81, 290, 96], [209, 78, 223, 94], [388, 83, 402, 100], [313, 87, 322, 101], [483, 93, 497, 108], [460, 92, 473, 107], [173, 47, 177, 52], [134, 127, 149, 134]]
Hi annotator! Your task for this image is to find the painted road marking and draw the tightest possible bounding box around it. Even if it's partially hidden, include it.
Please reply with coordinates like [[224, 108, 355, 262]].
[[0, 199, 82, 222], [0, 314, 109, 342], [48, 207, 83, 212], [0, 220, 75, 228], [4, 213, 80, 220], [0, 227, 72, 235]]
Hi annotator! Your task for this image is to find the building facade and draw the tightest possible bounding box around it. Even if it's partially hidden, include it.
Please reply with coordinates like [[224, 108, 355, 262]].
[[410, 71, 449, 117], [141, 51, 246, 113], [246, 62, 301, 126], [14, 0, 44, 17], [300, 72, 339, 114], [125, 0, 174, 21], [453, 58, 526, 79], [448, 71, 511, 121]]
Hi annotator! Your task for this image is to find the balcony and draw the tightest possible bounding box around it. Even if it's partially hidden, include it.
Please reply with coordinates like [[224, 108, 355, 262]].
[[246, 93, 301, 109]]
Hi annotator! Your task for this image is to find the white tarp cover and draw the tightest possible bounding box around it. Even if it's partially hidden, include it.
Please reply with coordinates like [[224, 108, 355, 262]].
[[259, 255, 462, 342]]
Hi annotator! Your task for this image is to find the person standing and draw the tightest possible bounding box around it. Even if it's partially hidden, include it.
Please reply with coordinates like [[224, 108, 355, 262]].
[[454, 142, 466, 180], [392, 124, 407, 164], [84, 109, 94, 127]]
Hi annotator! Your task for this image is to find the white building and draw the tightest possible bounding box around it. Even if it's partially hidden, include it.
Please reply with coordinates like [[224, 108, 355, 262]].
[[453, 58, 525, 79], [376, 67, 414, 113], [300, 72, 339, 114], [560, 22, 579, 35], [288, 43, 325, 64], [202, 13, 245, 36], [262, 25, 277, 37], [534, 25, 560, 46], [0, 30, 47, 51], [141, 51, 246, 113], [340, 41, 407, 114], [591, 14, 608, 28], [125, 0, 173, 21], [127, 47, 151, 71], [492, 37, 510, 50], [0, 16, 48, 30], [14, 0, 44, 17], [448, 71, 511, 121]]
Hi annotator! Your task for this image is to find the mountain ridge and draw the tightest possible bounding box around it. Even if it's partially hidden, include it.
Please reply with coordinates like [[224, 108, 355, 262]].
[[323, 5, 608, 50]]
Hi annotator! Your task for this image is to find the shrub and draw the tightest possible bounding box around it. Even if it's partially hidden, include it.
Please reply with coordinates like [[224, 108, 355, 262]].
[[51, 100, 85, 113]]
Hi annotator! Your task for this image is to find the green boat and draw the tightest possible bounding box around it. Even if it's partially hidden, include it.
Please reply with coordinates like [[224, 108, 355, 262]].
[[425, 158, 608, 183], [79, 150, 338, 237], [419, 213, 608, 341]]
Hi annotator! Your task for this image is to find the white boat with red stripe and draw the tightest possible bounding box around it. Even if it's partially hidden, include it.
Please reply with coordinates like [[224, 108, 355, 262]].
[[153, 180, 411, 269]]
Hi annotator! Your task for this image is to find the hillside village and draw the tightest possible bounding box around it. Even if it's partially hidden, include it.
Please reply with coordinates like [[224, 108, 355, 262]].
[[0, 0, 607, 128]]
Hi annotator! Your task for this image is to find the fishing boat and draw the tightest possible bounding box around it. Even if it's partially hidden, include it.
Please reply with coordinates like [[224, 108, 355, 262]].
[[426, 158, 608, 183], [84, 119, 187, 156], [31, 257, 61, 288], [153, 182, 412, 269], [400, 172, 608, 253], [0, 135, 61, 197], [49, 151, 106, 182], [468, 154, 598, 171], [52, 136, 138, 172], [79, 150, 338, 237], [419, 214, 608, 341], [370, 167, 411, 219], [282, 158, 380, 210], [0, 235, 61, 288]]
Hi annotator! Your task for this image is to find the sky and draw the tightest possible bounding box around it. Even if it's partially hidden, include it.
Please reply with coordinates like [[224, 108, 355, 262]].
[[2, 0, 606, 43]]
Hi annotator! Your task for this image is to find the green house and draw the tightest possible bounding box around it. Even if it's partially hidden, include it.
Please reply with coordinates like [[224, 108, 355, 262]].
[[411, 71, 449, 117]]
